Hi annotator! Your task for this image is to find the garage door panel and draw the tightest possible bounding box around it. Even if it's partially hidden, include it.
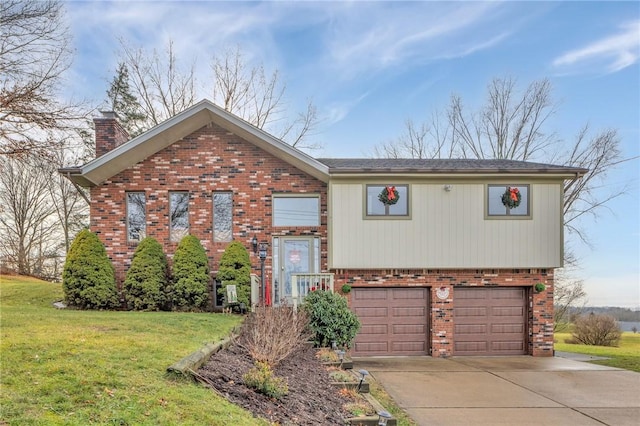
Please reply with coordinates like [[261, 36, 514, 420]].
[[491, 323, 524, 334], [360, 324, 388, 334], [352, 288, 429, 356], [392, 341, 426, 352], [392, 307, 425, 317], [492, 306, 524, 316], [454, 287, 527, 356], [455, 324, 487, 334], [455, 307, 488, 317], [354, 341, 388, 353], [392, 324, 425, 334], [455, 341, 488, 352], [354, 289, 388, 300], [354, 307, 388, 317]]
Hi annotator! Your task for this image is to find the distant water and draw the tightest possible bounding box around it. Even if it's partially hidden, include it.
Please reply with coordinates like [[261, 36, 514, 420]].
[[619, 321, 640, 332]]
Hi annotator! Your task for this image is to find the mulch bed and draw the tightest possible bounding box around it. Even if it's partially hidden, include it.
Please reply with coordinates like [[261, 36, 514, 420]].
[[196, 343, 358, 425]]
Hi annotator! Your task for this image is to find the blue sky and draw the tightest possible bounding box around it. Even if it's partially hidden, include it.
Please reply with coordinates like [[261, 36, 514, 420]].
[[64, 1, 639, 308]]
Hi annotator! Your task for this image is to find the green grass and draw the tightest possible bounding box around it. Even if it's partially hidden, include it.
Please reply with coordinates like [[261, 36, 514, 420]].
[[0, 275, 267, 425], [555, 332, 640, 372]]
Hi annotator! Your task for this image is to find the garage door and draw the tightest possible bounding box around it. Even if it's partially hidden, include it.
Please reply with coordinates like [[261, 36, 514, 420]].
[[351, 288, 429, 356], [454, 287, 527, 356]]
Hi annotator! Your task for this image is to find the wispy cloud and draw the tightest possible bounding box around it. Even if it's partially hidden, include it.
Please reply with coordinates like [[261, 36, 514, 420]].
[[553, 20, 640, 73]]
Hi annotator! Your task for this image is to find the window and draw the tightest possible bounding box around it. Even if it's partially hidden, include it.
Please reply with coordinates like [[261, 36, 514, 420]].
[[487, 184, 530, 217], [169, 192, 189, 242], [366, 184, 409, 217], [213, 192, 232, 242], [273, 195, 320, 226], [126, 192, 146, 242]]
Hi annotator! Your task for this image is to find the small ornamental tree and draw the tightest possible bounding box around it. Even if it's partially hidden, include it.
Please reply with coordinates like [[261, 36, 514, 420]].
[[123, 237, 170, 311], [62, 229, 119, 309], [217, 241, 251, 306], [172, 235, 210, 311], [303, 290, 361, 348]]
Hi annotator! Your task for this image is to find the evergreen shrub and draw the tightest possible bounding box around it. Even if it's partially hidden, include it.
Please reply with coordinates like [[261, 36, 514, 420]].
[[303, 290, 361, 348], [62, 229, 119, 309], [123, 237, 170, 310], [217, 241, 251, 306], [172, 235, 210, 311]]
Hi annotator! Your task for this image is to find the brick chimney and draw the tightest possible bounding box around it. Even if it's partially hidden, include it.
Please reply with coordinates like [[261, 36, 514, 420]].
[[94, 111, 130, 157]]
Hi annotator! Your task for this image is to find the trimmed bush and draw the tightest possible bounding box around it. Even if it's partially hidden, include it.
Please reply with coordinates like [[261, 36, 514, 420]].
[[571, 313, 622, 346], [303, 290, 361, 349], [172, 235, 210, 311], [217, 241, 251, 306], [62, 229, 119, 309], [123, 237, 170, 311], [242, 361, 289, 399]]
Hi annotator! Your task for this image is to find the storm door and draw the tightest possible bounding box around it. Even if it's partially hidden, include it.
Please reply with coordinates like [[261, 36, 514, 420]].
[[272, 237, 320, 305]]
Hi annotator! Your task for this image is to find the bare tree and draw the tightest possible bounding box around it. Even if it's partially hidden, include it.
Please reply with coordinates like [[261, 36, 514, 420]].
[[0, 0, 83, 159], [0, 155, 58, 276], [118, 39, 197, 130], [374, 77, 628, 243], [114, 41, 319, 148]]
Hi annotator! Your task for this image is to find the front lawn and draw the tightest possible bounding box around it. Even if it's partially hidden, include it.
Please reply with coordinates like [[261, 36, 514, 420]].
[[555, 331, 640, 372], [0, 275, 266, 425]]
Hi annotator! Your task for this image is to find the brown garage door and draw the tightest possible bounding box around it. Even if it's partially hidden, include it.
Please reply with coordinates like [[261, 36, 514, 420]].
[[351, 288, 429, 356], [454, 287, 527, 356]]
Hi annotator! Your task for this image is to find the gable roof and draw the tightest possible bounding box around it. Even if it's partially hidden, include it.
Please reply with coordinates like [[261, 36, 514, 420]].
[[317, 158, 587, 177], [60, 99, 330, 186]]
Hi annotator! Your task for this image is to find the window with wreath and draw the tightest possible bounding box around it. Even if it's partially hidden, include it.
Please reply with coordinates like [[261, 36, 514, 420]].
[[487, 184, 530, 217], [169, 192, 189, 242], [366, 184, 409, 216]]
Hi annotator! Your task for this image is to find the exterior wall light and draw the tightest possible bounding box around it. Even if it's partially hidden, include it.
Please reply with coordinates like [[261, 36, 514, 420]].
[[258, 242, 268, 304], [251, 235, 258, 254], [444, 184, 453, 192]]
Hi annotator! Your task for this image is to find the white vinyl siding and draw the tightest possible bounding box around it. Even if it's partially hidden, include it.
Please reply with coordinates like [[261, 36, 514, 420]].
[[329, 182, 562, 269]]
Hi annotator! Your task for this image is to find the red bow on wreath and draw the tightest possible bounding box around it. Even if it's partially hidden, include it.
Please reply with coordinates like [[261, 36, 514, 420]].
[[509, 187, 519, 201], [386, 186, 396, 201]]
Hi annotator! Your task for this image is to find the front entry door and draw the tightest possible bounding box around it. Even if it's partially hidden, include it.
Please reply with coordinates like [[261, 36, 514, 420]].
[[273, 237, 319, 305]]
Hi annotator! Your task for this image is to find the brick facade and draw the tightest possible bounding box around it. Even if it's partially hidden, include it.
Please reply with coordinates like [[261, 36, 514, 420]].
[[90, 122, 328, 291], [88, 113, 556, 357], [334, 268, 554, 357]]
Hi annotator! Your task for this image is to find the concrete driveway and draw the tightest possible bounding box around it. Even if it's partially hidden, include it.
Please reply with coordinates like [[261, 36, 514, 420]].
[[353, 354, 640, 426]]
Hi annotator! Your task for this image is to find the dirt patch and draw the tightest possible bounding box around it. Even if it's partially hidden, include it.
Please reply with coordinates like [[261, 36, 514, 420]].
[[197, 343, 359, 425]]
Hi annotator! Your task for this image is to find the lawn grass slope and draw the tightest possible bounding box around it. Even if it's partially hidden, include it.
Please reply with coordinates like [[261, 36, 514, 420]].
[[555, 331, 640, 372], [0, 275, 266, 425]]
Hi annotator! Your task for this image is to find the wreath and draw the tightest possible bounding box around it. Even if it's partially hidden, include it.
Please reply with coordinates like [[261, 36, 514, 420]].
[[501, 187, 521, 209], [378, 186, 400, 206]]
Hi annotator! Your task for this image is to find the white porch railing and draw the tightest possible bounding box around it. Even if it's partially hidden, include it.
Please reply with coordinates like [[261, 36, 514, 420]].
[[290, 273, 334, 308]]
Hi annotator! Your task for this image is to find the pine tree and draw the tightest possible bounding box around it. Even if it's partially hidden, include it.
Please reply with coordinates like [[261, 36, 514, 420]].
[[105, 62, 146, 137]]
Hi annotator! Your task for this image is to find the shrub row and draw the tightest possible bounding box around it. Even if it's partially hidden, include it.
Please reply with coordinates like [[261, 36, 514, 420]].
[[62, 231, 223, 311]]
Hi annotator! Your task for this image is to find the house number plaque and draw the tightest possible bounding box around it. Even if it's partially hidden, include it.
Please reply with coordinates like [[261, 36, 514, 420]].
[[436, 286, 450, 300]]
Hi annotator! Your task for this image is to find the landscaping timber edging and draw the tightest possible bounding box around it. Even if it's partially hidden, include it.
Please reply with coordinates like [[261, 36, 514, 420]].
[[166, 335, 236, 379]]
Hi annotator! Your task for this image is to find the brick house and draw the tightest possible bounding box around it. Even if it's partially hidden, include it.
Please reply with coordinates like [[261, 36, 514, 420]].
[[61, 100, 587, 358]]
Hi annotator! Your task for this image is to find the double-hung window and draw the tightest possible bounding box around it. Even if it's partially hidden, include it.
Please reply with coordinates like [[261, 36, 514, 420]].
[[366, 184, 409, 217], [169, 192, 189, 242], [213, 192, 233, 242], [487, 184, 530, 217], [272, 195, 320, 227], [126, 192, 146, 242]]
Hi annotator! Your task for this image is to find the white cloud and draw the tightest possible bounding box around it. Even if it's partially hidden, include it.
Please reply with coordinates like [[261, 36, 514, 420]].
[[553, 20, 640, 73]]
